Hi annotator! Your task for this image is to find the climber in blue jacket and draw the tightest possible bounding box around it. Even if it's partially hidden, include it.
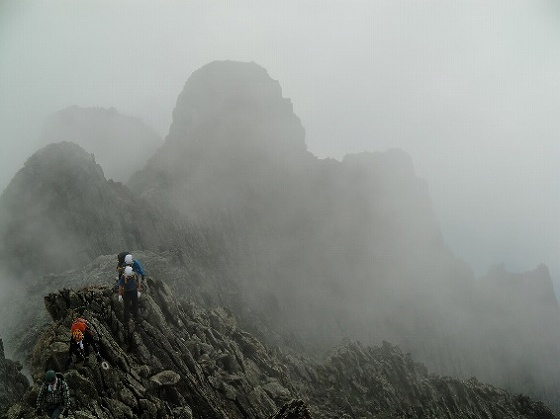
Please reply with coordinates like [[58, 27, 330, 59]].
[[124, 253, 145, 285]]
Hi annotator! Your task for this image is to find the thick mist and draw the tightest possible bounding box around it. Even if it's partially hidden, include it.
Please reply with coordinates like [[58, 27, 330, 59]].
[[1, 1, 558, 292], [0, 267, 26, 359], [117, 60, 560, 409], [0, 2, 559, 410]]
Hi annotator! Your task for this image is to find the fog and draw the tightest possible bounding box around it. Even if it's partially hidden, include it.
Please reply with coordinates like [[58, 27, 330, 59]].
[[1, 0, 559, 290]]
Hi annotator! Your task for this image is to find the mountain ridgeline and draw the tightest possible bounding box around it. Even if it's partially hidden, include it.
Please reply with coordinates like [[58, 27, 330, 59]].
[[1, 263, 555, 418], [41, 106, 162, 183], [0, 142, 216, 278], [0, 60, 559, 416]]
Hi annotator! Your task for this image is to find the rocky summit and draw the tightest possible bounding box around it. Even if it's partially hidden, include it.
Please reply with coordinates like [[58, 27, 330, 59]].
[[127, 60, 313, 219], [1, 262, 555, 418]]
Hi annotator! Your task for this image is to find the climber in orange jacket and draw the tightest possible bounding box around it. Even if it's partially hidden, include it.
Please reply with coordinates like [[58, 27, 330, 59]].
[[65, 317, 102, 368]]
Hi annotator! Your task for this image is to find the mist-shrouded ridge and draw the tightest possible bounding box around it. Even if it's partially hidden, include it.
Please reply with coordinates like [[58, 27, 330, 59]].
[[2, 262, 556, 418], [127, 60, 560, 408], [0, 141, 207, 279], [40, 106, 163, 183], [0, 60, 559, 412]]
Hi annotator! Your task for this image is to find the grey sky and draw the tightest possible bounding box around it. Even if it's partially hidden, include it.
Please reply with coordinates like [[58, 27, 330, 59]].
[[1, 1, 559, 288]]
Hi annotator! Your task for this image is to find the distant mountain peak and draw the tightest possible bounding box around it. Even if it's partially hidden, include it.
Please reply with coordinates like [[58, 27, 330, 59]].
[[128, 60, 311, 212], [167, 60, 307, 163], [3, 141, 105, 201]]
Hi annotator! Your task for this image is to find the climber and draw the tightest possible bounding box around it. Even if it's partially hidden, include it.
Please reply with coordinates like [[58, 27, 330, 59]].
[[116, 251, 130, 283], [35, 370, 70, 418], [66, 317, 102, 368], [118, 265, 142, 323], [124, 253, 146, 285]]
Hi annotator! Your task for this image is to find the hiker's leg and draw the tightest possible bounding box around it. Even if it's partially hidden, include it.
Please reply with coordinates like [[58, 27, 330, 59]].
[[46, 404, 63, 419], [123, 293, 131, 322], [131, 290, 139, 320], [69, 341, 79, 357]]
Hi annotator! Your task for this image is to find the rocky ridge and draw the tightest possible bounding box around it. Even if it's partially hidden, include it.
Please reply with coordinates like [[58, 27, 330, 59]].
[[124, 60, 560, 408], [1, 262, 555, 418], [0, 142, 216, 279], [0, 339, 28, 414], [1, 60, 559, 414]]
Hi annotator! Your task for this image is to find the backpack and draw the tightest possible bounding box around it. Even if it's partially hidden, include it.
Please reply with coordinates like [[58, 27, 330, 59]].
[[123, 271, 138, 286], [71, 318, 92, 337], [117, 251, 130, 268], [117, 251, 130, 276]]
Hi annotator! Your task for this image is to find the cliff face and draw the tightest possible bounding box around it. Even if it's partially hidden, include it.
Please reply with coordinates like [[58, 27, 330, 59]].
[[126, 61, 461, 349], [124, 62, 560, 405], [1, 265, 555, 419], [0, 142, 210, 279], [0, 339, 28, 414], [0, 141, 113, 276], [127, 60, 313, 220]]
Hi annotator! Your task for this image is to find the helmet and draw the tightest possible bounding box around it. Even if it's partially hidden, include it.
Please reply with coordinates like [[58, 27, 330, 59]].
[[124, 266, 134, 277], [72, 328, 83, 341], [124, 254, 133, 265], [44, 370, 56, 382]]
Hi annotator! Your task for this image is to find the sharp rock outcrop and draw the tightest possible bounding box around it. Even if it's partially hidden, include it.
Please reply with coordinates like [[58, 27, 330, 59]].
[[0, 339, 29, 414], [2, 277, 555, 418]]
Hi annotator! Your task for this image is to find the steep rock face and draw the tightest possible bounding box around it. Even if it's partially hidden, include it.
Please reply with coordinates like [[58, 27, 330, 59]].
[[2, 279, 555, 418], [0, 141, 112, 276], [0, 339, 29, 414], [0, 142, 210, 278], [41, 106, 162, 183], [126, 61, 462, 350], [1, 60, 560, 413], [4, 280, 298, 418], [0, 250, 238, 363], [122, 60, 560, 408], [269, 400, 313, 419], [128, 60, 314, 220]]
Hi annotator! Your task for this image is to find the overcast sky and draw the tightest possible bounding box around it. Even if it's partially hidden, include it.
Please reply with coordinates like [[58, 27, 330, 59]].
[[1, 1, 559, 288]]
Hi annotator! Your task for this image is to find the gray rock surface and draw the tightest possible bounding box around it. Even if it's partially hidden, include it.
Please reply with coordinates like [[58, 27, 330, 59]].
[[0, 142, 209, 279], [0, 339, 29, 414], [1, 275, 555, 418], [1, 60, 559, 414]]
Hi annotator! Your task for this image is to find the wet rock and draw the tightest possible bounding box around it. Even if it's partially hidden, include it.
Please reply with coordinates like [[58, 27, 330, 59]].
[[2, 278, 556, 419], [270, 399, 313, 419], [0, 339, 29, 413], [171, 405, 193, 419], [149, 370, 180, 387]]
